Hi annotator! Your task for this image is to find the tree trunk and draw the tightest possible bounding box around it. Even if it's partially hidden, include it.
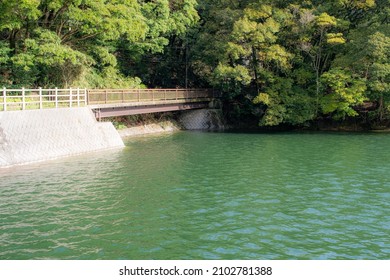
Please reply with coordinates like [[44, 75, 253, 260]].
[[379, 94, 384, 121], [252, 46, 259, 93], [316, 68, 320, 115], [9, 30, 18, 54]]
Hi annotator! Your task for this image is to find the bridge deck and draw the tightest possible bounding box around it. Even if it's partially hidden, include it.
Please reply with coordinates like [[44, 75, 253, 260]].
[[87, 89, 216, 118], [1, 88, 218, 118]]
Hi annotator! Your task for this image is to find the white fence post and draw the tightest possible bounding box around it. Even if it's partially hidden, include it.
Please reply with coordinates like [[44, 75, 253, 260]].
[[84, 89, 87, 106], [3, 87, 6, 111], [39, 87, 43, 109], [55, 87, 58, 108], [22, 87, 25, 110], [69, 88, 73, 108], [77, 88, 80, 107]]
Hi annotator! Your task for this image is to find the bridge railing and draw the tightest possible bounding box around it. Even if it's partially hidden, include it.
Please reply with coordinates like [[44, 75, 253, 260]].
[[1, 88, 87, 111], [1, 88, 218, 111], [87, 88, 216, 105]]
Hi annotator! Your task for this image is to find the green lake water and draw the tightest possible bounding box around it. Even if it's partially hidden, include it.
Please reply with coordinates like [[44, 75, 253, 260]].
[[0, 131, 389, 259]]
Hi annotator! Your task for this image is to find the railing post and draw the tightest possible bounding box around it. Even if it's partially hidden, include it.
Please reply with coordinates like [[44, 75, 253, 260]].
[[39, 87, 43, 109], [105, 89, 108, 104], [22, 87, 25, 110], [3, 87, 6, 111], [69, 88, 73, 108], [77, 88, 80, 107], [138, 88, 140, 102], [85, 89, 88, 106], [55, 87, 58, 108], [152, 90, 155, 102], [164, 89, 167, 101], [176, 88, 178, 100]]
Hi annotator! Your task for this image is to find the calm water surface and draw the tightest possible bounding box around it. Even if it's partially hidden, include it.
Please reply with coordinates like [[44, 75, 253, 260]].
[[0, 131, 389, 259]]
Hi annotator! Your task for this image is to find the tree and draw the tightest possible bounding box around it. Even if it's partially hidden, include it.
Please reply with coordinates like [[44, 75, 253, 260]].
[[0, 0, 200, 88], [321, 68, 367, 119], [295, 10, 348, 114], [0, 0, 41, 51], [331, 1, 390, 121], [366, 32, 390, 120]]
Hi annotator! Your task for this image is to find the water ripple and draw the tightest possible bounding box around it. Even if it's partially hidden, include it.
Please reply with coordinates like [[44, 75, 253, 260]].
[[0, 132, 389, 259]]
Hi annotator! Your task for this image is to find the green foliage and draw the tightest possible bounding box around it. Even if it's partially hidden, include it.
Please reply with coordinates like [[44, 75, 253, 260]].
[[321, 68, 367, 119], [254, 77, 316, 126], [253, 93, 270, 106], [112, 120, 127, 130], [0, 0, 388, 127], [260, 45, 294, 71], [326, 33, 346, 44], [0, 0, 199, 89], [0, 42, 11, 84], [316, 13, 337, 28], [333, 22, 389, 119], [135, 0, 199, 53], [213, 64, 252, 86], [74, 67, 143, 89], [0, 0, 40, 31], [55, 0, 147, 43]]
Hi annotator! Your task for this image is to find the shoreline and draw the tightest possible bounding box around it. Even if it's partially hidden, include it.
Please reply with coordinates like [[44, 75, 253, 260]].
[[116, 120, 390, 139], [117, 121, 181, 138]]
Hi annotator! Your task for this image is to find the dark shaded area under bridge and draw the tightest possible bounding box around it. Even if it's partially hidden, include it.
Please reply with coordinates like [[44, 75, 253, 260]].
[[87, 88, 219, 119]]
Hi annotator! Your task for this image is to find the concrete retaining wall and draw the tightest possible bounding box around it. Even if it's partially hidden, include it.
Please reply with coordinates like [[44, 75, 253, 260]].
[[0, 108, 124, 167], [179, 109, 225, 130]]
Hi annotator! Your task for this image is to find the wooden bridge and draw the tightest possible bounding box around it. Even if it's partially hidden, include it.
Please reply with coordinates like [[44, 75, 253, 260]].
[[1, 88, 218, 119]]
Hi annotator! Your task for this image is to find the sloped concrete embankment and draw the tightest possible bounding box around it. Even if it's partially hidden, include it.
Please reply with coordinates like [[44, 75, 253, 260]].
[[117, 121, 180, 138], [0, 108, 124, 168]]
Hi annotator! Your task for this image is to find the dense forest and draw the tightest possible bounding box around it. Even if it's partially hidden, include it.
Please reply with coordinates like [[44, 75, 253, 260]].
[[0, 0, 389, 128]]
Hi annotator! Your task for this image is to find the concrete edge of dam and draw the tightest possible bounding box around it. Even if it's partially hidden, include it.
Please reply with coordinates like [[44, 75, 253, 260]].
[[0, 108, 125, 168]]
